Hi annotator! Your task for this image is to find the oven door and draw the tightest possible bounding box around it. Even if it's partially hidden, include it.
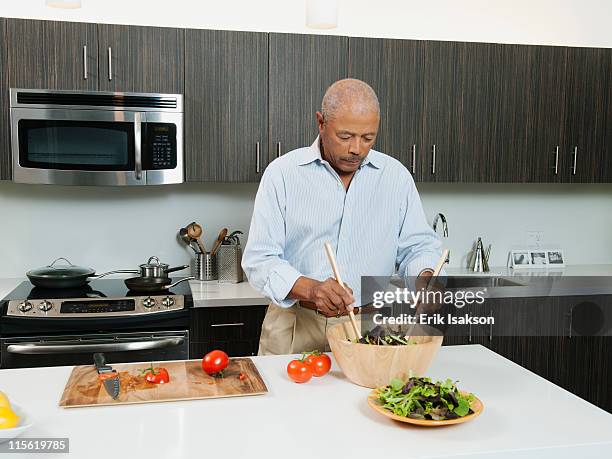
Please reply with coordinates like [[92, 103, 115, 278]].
[[11, 107, 145, 186], [0, 330, 189, 369]]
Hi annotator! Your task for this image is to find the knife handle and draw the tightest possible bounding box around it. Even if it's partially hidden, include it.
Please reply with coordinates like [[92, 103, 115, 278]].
[[93, 352, 106, 368]]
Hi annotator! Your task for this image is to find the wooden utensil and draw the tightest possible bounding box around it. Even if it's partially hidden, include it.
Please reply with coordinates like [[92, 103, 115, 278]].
[[323, 242, 362, 339], [211, 228, 228, 256], [59, 358, 267, 408], [187, 222, 207, 254], [405, 248, 450, 340], [367, 389, 484, 426]]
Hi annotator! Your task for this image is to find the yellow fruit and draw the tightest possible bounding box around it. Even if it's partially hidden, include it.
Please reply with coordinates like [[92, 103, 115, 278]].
[[0, 391, 11, 409], [0, 407, 20, 429]]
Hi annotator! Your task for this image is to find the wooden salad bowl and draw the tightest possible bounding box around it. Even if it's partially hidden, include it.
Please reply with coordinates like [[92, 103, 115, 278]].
[[326, 320, 444, 388]]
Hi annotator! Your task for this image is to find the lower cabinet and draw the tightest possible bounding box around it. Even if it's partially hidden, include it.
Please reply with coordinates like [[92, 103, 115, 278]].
[[189, 305, 267, 358], [442, 295, 612, 413]]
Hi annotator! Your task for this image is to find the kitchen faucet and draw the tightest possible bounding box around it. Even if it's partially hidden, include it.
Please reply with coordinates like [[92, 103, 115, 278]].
[[432, 213, 449, 262], [433, 213, 448, 237]]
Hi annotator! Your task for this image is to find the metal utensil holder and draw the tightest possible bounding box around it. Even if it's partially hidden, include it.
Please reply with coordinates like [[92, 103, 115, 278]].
[[216, 243, 243, 283], [195, 252, 217, 281]]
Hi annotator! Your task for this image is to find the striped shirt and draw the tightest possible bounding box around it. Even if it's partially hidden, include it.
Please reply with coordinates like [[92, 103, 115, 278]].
[[242, 137, 443, 307]]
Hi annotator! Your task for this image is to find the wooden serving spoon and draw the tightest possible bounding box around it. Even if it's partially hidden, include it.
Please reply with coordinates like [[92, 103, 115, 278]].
[[211, 228, 228, 256], [324, 242, 362, 339], [405, 249, 450, 341], [187, 222, 207, 254]]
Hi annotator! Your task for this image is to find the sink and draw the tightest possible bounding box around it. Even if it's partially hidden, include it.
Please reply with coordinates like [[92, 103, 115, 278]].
[[445, 277, 524, 289]]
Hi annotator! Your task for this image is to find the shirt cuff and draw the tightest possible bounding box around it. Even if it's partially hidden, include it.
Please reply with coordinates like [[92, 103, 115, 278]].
[[265, 263, 303, 308]]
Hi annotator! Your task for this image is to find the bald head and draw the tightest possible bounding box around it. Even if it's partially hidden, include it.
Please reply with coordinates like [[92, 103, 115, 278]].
[[321, 78, 380, 122]]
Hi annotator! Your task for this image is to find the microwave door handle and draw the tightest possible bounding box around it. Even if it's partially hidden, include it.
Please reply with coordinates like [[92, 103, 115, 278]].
[[134, 112, 143, 181]]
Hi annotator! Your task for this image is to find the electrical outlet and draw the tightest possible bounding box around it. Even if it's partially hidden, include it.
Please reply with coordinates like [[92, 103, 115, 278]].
[[526, 230, 544, 249]]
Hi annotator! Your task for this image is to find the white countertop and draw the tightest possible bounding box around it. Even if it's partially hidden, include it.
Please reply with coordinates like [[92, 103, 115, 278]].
[[446, 264, 612, 277], [188, 280, 268, 307], [0, 345, 610, 458]]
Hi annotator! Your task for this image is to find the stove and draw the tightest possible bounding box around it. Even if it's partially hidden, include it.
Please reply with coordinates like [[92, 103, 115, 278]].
[[0, 279, 193, 369], [3, 279, 189, 318]]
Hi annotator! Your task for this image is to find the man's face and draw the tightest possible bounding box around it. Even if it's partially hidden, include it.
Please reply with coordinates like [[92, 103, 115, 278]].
[[316, 108, 379, 175]]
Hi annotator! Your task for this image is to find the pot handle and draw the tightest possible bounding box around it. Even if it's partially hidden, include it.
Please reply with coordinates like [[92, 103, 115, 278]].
[[165, 265, 190, 274], [92, 269, 139, 279], [165, 276, 195, 289], [48, 257, 75, 267]]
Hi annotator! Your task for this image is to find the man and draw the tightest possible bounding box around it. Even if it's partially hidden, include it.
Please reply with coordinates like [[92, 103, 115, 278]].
[[242, 78, 443, 355]]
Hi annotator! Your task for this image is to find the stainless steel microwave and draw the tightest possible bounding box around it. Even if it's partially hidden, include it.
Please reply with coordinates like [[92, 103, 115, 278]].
[[10, 89, 184, 186]]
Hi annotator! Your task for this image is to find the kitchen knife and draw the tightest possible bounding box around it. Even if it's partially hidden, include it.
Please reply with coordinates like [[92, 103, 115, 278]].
[[93, 353, 120, 400]]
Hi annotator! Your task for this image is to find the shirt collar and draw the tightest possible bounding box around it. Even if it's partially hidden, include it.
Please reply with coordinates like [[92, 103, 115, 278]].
[[297, 136, 382, 169]]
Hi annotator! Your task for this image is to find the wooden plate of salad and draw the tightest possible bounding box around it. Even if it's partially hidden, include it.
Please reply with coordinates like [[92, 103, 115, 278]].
[[367, 376, 484, 426]]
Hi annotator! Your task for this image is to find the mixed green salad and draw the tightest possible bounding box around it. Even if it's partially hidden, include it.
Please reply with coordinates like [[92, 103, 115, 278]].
[[375, 376, 475, 420], [353, 325, 417, 346]]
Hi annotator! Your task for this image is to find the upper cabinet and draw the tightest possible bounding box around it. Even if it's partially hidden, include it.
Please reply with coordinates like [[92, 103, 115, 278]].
[[348, 38, 423, 171], [185, 29, 268, 182], [562, 47, 611, 183], [5, 19, 184, 94], [268, 33, 347, 161], [6, 19, 98, 91], [0, 18, 10, 180], [97, 24, 184, 94]]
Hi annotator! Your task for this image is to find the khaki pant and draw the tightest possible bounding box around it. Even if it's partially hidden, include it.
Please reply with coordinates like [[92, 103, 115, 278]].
[[258, 302, 349, 355]]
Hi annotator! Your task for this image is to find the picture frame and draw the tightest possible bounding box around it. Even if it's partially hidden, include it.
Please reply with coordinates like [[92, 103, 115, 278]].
[[529, 251, 548, 267], [546, 250, 565, 267], [510, 250, 531, 269]]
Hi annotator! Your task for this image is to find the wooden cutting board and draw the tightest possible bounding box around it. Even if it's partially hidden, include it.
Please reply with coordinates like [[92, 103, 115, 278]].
[[59, 358, 267, 408]]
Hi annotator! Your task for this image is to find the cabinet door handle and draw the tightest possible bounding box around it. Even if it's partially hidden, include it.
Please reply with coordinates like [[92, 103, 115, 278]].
[[108, 47, 113, 81], [256, 142, 261, 174], [83, 45, 88, 80], [276, 142, 282, 159], [571, 146, 578, 175], [410, 144, 416, 174], [552, 146, 559, 175], [489, 309, 493, 342], [210, 323, 245, 328], [431, 144, 436, 174]]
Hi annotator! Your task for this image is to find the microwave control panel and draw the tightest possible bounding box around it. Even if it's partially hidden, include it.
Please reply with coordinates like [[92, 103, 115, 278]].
[[144, 123, 177, 170]]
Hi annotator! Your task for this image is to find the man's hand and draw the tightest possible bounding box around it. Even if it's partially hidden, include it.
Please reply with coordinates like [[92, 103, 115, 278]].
[[289, 277, 356, 318]]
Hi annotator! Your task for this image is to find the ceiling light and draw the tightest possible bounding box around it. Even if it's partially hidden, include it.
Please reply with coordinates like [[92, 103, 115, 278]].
[[46, 0, 82, 9], [306, 0, 338, 29]]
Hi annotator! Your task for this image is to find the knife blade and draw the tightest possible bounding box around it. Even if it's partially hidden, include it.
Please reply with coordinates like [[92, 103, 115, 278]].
[[93, 353, 120, 399]]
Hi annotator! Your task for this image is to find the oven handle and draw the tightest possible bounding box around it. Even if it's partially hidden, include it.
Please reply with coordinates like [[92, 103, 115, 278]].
[[6, 337, 184, 355], [134, 112, 143, 180]]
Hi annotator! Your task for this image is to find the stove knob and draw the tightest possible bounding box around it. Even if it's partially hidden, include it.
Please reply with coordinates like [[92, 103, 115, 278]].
[[162, 297, 175, 308], [39, 300, 53, 312], [143, 297, 156, 308], [18, 301, 33, 312]]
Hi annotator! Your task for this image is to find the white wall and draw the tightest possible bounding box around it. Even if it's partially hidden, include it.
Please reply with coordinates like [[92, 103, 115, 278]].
[[0, 1, 611, 277]]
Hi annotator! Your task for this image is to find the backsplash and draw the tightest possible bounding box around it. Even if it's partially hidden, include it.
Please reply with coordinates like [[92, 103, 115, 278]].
[[1, 180, 611, 278]]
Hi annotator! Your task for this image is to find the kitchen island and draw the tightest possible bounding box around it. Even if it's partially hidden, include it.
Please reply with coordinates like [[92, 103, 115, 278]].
[[0, 345, 611, 458]]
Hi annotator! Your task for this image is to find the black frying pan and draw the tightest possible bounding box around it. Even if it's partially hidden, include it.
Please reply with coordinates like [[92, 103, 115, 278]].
[[124, 276, 194, 293]]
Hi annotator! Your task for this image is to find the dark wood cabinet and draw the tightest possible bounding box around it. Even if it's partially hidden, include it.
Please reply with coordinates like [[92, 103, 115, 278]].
[[97, 24, 184, 94], [348, 37, 423, 171], [563, 47, 611, 183], [0, 18, 10, 180], [6, 18, 98, 91], [185, 29, 268, 182], [269, 33, 347, 161], [189, 305, 267, 357]]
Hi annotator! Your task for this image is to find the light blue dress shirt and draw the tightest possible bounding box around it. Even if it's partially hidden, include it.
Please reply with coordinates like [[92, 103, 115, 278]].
[[242, 137, 443, 307]]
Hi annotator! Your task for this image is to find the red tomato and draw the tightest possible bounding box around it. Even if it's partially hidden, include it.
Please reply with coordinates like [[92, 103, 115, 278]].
[[142, 367, 170, 384], [304, 353, 332, 377], [287, 359, 312, 383], [202, 350, 229, 376]]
